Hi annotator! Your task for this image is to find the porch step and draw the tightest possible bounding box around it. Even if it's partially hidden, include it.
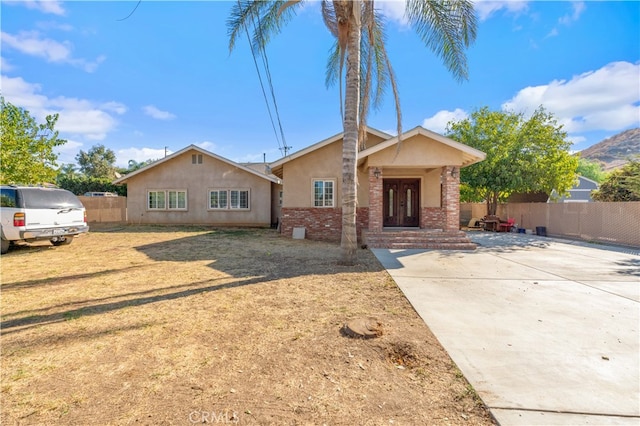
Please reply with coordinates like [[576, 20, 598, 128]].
[[362, 229, 477, 250]]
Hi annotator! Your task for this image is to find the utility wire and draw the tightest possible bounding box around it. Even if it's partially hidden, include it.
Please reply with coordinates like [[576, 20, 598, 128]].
[[253, 12, 290, 156], [242, 20, 284, 155]]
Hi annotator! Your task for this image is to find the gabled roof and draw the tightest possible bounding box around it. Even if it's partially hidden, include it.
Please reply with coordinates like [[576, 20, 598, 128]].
[[113, 144, 281, 185], [358, 126, 486, 167], [548, 175, 600, 203], [269, 127, 392, 177]]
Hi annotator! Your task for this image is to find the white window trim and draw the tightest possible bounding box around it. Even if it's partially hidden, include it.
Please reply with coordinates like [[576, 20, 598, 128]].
[[167, 190, 188, 210], [208, 188, 250, 211], [312, 178, 336, 208], [147, 189, 188, 211]]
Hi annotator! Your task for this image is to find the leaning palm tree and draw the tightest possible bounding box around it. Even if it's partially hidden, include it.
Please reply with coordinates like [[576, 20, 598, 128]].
[[228, 0, 477, 265]]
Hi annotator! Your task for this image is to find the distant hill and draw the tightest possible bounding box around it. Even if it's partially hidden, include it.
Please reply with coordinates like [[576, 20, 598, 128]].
[[580, 128, 640, 170]]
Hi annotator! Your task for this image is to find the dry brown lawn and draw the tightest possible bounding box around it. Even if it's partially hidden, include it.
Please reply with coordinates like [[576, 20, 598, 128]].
[[1, 225, 494, 425]]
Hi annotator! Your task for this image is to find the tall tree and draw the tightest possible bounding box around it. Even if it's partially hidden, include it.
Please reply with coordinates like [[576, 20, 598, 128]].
[[447, 106, 578, 215], [576, 157, 607, 183], [76, 144, 117, 179], [592, 159, 640, 202], [228, 0, 477, 263], [0, 97, 66, 184]]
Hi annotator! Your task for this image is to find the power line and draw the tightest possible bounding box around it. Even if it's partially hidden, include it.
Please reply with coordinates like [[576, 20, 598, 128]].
[[240, 3, 290, 158], [241, 15, 284, 156], [254, 12, 290, 157]]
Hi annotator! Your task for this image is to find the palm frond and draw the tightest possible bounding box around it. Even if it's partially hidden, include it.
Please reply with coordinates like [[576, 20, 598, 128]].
[[228, 1, 304, 53], [406, 0, 477, 81]]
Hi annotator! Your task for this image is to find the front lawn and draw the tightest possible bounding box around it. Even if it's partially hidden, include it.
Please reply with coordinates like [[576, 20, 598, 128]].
[[1, 226, 493, 425]]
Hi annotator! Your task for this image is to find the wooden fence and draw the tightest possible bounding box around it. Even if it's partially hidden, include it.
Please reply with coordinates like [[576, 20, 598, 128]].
[[461, 202, 640, 248], [79, 196, 127, 223]]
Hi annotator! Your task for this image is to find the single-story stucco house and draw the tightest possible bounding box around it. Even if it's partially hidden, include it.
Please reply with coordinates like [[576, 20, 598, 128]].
[[113, 145, 282, 227], [114, 126, 485, 249], [269, 125, 485, 248]]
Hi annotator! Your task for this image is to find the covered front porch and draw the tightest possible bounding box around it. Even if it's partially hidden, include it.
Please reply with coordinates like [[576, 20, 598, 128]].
[[361, 165, 476, 249], [357, 127, 486, 249]]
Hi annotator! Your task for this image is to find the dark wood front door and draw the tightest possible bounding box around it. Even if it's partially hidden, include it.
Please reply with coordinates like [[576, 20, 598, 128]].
[[383, 179, 420, 227]]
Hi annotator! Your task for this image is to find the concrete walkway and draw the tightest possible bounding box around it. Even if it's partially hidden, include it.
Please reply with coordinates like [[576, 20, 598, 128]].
[[372, 232, 640, 425]]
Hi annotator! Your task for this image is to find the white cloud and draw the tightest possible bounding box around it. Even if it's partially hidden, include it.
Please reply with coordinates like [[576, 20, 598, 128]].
[[1, 74, 125, 140], [377, 1, 408, 26], [101, 101, 128, 115], [502, 61, 640, 133], [36, 21, 74, 32], [196, 141, 217, 151], [567, 135, 586, 146], [0, 56, 14, 72], [1, 31, 105, 73], [422, 108, 469, 134], [143, 105, 176, 120], [2, 31, 72, 62], [54, 109, 117, 140], [559, 1, 585, 25], [4, 0, 65, 15], [474, 0, 530, 21], [54, 139, 83, 164], [116, 148, 169, 168]]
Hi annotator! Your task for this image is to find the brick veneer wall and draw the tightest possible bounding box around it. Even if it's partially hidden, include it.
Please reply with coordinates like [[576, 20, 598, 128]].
[[442, 166, 460, 231], [421, 207, 445, 228], [368, 167, 383, 232], [282, 165, 461, 240], [280, 207, 369, 242]]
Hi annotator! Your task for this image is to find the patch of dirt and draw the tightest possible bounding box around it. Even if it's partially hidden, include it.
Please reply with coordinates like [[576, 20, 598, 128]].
[[1, 225, 495, 425]]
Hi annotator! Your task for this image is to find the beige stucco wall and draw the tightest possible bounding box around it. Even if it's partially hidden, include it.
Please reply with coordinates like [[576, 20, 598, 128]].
[[367, 134, 465, 167], [282, 134, 449, 209], [124, 150, 273, 225], [282, 141, 344, 208]]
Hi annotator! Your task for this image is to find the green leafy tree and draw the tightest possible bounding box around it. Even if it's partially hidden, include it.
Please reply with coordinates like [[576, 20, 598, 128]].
[[576, 157, 607, 183], [57, 174, 126, 196], [76, 144, 117, 179], [0, 96, 66, 184], [592, 159, 640, 202], [117, 158, 156, 175], [228, 0, 477, 263], [446, 106, 578, 215]]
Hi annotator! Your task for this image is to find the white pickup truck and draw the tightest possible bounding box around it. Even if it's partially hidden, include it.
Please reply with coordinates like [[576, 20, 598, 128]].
[[1, 185, 89, 254]]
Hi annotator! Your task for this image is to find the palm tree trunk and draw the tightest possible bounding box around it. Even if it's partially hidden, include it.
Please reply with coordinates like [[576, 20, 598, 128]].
[[340, 2, 361, 265]]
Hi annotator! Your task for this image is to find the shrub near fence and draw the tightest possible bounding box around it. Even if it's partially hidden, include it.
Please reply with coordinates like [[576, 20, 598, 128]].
[[461, 202, 640, 248], [79, 196, 127, 223]]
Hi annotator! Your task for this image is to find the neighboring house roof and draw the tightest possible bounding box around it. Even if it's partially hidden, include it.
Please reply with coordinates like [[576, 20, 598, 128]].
[[269, 127, 393, 177], [269, 126, 485, 178], [357, 126, 486, 168], [549, 176, 600, 203], [113, 144, 281, 185]]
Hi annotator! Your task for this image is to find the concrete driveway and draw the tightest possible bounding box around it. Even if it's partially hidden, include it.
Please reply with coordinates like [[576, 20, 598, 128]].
[[372, 232, 640, 425]]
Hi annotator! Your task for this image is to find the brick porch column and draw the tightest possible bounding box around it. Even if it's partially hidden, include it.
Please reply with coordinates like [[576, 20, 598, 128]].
[[442, 166, 460, 231], [368, 167, 383, 232]]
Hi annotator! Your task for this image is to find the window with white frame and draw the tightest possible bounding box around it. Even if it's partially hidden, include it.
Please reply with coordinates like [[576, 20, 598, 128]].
[[209, 189, 249, 210], [148, 190, 187, 210], [313, 179, 334, 207], [230, 190, 249, 209], [168, 190, 187, 209], [209, 190, 228, 209], [148, 191, 166, 209]]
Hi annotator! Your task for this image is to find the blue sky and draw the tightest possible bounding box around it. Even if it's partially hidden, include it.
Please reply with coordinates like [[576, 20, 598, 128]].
[[2, 0, 639, 168]]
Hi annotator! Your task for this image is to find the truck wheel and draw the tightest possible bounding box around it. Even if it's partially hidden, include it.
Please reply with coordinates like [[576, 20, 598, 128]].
[[1, 238, 9, 254], [51, 236, 74, 246]]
